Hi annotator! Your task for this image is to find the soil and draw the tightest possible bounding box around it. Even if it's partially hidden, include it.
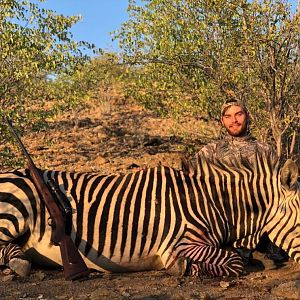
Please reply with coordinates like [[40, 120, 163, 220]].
[[0, 97, 299, 300]]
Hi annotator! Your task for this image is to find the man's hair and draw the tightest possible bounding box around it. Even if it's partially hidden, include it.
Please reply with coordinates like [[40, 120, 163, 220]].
[[221, 99, 249, 116]]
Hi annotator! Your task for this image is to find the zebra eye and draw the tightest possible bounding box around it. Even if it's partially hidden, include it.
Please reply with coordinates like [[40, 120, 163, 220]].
[[48, 217, 55, 227]]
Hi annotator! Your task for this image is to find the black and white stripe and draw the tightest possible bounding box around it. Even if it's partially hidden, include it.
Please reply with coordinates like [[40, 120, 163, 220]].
[[0, 154, 298, 277]]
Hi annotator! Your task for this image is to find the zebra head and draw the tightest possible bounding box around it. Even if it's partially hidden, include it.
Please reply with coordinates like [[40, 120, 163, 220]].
[[267, 158, 300, 263]]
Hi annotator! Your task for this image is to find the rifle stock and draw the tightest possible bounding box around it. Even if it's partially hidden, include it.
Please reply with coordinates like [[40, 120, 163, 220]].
[[27, 163, 65, 244], [6, 117, 89, 280], [60, 235, 90, 281]]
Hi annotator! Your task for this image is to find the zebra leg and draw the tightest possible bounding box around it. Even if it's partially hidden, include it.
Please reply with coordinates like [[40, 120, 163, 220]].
[[0, 244, 31, 276], [171, 244, 244, 277], [165, 256, 189, 276]]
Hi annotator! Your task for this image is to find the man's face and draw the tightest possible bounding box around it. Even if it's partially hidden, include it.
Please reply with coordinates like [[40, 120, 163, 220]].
[[221, 105, 248, 137]]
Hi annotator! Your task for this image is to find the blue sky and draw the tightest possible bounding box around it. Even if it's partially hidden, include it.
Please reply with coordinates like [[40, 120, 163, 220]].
[[39, 0, 131, 52], [39, 0, 298, 54]]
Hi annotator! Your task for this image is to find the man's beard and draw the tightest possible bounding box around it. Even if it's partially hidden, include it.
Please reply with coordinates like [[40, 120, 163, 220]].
[[226, 122, 248, 137]]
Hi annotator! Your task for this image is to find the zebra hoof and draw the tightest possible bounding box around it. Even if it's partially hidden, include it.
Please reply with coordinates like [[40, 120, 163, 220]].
[[9, 258, 31, 277], [166, 257, 187, 276]]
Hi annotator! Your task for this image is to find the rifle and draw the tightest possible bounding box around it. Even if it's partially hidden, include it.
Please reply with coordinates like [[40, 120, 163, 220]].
[[5, 117, 89, 280]]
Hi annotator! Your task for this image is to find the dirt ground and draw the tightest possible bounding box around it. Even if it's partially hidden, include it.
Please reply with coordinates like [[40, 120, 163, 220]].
[[0, 97, 299, 300]]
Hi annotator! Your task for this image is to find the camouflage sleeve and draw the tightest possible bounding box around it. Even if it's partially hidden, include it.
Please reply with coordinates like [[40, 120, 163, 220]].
[[181, 142, 217, 173], [195, 143, 217, 162], [256, 141, 278, 163]]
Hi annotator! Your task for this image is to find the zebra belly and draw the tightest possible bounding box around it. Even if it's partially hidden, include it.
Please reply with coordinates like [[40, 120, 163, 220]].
[[91, 254, 165, 272], [24, 232, 63, 268], [25, 236, 165, 273]]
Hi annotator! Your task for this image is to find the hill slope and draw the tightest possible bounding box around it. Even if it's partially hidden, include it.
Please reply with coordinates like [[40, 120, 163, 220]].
[[0, 98, 299, 300]]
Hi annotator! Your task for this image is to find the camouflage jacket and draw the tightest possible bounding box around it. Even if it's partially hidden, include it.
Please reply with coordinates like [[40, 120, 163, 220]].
[[195, 134, 276, 167]]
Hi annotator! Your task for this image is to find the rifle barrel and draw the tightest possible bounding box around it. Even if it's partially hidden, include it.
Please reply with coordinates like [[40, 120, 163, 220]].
[[4, 115, 89, 280], [5, 117, 36, 165]]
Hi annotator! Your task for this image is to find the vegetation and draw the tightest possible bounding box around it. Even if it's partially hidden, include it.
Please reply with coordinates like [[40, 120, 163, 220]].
[[1, 0, 101, 117], [115, 0, 300, 157], [0, 0, 97, 166], [41, 53, 128, 128], [1, 0, 299, 167]]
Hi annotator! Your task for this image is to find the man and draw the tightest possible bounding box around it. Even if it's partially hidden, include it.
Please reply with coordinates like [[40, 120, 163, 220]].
[[195, 99, 275, 166], [184, 99, 288, 264]]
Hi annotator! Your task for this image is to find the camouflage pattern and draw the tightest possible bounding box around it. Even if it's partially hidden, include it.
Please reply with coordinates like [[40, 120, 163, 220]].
[[196, 133, 276, 167], [180, 99, 277, 172], [221, 100, 249, 117]]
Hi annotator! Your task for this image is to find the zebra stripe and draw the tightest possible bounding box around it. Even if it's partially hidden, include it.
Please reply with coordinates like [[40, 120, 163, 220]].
[[0, 155, 299, 277]]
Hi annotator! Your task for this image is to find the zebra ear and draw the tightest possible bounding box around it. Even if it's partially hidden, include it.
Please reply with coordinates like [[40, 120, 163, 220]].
[[281, 159, 299, 190]]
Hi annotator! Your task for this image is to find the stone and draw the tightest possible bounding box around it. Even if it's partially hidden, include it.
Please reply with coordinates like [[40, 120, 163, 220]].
[[9, 258, 31, 277], [219, 281, 230, 288], [2, 274, 15, 282]]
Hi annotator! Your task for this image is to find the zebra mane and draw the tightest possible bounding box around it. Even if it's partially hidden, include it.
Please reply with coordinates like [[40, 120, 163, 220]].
[[181, 152, 279, 178], [214, 153, 277, 170]]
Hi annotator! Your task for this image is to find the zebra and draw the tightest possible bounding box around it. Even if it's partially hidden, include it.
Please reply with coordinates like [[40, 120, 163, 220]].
[[0, 154, 299, 278]]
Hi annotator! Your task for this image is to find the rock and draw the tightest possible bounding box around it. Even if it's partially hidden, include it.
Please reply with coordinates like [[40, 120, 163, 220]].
[[219, 281, 230, 288], [121, 290, 131, 298], [271, 280, 300, 299], [93, 155, 108, 165], [2, 274, 15, 282], [194, 293, 214, 300], [96, 131, 107, 139], [19, 293, 29, 298], [9, 258, 31, 277]]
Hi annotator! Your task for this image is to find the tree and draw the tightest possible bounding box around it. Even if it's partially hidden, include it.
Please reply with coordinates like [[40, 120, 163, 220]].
[[115, 0, 300, 157], [240, 0, 300, 157], [0, 0, 96, 167], [0, 0, 96, 116], [42, 52, 127, 127]]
